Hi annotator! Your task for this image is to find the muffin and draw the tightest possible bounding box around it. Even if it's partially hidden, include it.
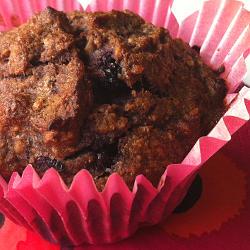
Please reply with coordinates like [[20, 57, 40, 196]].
[[0, 7, 227, 190]]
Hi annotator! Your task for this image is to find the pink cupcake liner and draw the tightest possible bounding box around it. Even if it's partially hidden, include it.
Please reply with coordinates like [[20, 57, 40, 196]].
[[0, 0, 249, 246]]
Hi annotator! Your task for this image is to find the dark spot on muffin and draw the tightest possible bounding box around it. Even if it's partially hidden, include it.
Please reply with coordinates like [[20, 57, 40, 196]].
[[101, 52, 121, 85], [85, 141, 118, 178], [215, 65, 225, 75], [30, 56, 42, 67], [133, 76, 164, 97], [192, 45, 200, 53], [34, 156, 65, 173], [89, 48, 131, 103]]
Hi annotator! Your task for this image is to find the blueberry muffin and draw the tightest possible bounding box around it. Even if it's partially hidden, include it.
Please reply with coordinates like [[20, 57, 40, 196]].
[[0, 7, 227, 190]]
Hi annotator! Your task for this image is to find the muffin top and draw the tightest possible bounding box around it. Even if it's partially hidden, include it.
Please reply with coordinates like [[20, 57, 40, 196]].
[[0, 7, 227, 190]]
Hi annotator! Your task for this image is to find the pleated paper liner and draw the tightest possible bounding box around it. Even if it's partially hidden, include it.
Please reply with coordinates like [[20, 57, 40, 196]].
[[162, 153, 247, 238], [0, 0, 249, 246]]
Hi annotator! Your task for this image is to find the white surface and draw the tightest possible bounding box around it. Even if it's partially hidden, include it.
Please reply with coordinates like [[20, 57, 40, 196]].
[[78, 0, 92, 9], [244, 55, 250, 86], [172, 0, 250, 23], [167, 0, 250, 86]]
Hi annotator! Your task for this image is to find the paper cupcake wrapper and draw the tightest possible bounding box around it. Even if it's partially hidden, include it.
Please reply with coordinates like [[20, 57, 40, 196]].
[[162, 153, 247, 238], [0, 0, 249, 246]]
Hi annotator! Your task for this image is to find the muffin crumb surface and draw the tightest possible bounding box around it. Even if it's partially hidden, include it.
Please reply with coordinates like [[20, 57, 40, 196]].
[[0, 8, 227, 190]]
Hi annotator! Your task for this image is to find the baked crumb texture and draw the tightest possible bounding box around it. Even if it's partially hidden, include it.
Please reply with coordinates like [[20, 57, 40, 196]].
[[0, 7, 227, 190]]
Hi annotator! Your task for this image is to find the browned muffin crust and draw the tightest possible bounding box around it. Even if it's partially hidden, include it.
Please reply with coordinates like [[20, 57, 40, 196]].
[[0, 8, 93, 177], [0, 8, 227, 190]]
